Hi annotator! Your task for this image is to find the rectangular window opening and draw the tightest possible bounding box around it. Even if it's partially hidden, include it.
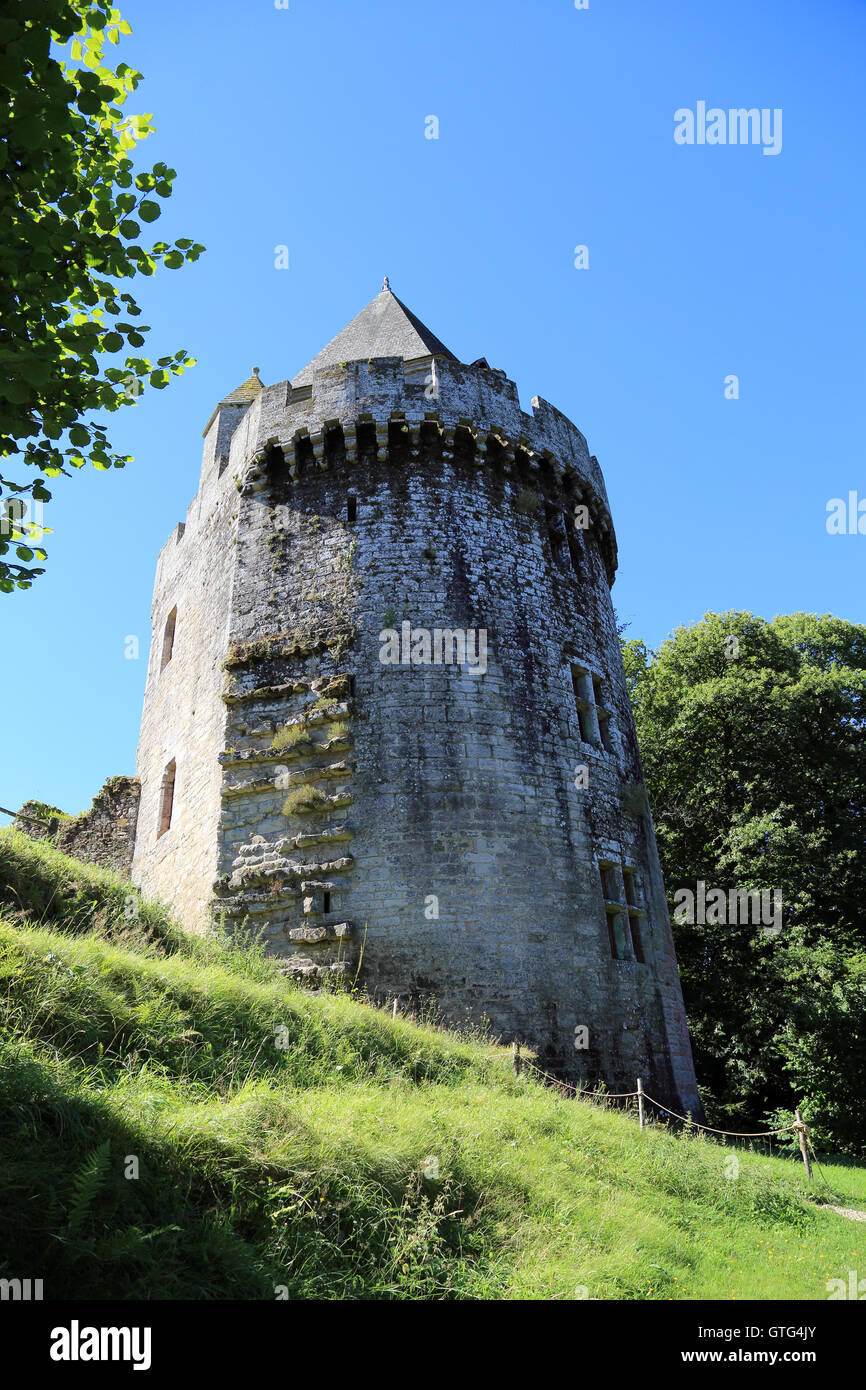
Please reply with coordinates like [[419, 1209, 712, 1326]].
[[607, 909, 627, 960], [629, 912, 645, 963], [598, 711, 614, 754], [600, 863, 618, 902], [347, 495, 357, 523], [157, 760, 176, 839], [567, 529, 582, 574], [592, 676, 614, 752], [546, 505, 567, 567], [323, 890, 331, 914], [161, 606, 177, 671]]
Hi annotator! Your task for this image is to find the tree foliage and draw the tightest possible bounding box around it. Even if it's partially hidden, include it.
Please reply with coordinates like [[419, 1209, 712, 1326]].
[[625, 611, 866, 1153], [0, 0, 204, 590]]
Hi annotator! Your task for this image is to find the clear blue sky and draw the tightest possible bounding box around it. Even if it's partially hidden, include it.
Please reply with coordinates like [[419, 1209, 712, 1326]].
[[2, 0, 864, 820]]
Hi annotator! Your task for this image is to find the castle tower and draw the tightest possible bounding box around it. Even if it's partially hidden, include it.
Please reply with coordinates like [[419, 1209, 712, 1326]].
[[131, 282, 701, 1111]]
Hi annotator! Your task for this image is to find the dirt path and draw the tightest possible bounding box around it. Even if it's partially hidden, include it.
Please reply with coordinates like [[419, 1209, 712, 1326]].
[[819, 1204, 866, 1223]]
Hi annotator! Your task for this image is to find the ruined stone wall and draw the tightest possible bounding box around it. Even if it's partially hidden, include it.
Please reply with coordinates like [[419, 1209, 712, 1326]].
[[58, 776, 140, 876], [13, 776, 140, 877], [201, 357, 700, 1112]]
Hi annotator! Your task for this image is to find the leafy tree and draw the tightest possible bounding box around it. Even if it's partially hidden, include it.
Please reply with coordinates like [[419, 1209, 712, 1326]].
[[771, 944, 866, 1157], [625, 612, 866, 1152], [0, 0, 204, 591]]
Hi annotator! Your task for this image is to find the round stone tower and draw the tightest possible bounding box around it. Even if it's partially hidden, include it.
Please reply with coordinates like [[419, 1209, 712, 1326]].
[[131, 281, 701, 1112]]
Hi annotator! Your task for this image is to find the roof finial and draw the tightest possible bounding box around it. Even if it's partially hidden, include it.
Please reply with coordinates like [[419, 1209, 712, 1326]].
[[382, 275, 390, 291], [252, 366, 260, 377]]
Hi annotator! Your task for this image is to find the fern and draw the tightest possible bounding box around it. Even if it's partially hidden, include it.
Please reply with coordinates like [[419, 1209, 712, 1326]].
[[66, 1139, 111, 1233]]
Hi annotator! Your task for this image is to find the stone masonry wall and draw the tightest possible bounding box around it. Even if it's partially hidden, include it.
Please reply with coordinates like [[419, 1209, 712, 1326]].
[[132, 353, 701, 1113], [130, 403, 242, 929]]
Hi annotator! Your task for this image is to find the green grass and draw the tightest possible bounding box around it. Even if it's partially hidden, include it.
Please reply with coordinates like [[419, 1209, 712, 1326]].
[[271, 724, 312, 754], [281, 785, 331, 816], [1, 827, 865, 1301]]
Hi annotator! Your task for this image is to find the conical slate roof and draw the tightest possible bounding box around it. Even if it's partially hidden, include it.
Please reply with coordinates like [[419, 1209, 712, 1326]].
[[292, 280, 456, 386]]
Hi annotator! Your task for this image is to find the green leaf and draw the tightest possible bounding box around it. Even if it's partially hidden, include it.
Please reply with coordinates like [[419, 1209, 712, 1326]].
[[139, 200, 160, 223]]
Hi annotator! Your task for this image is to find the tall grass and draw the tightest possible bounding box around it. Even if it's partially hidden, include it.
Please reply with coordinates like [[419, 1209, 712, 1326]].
[[1, 828, 865, 1300]]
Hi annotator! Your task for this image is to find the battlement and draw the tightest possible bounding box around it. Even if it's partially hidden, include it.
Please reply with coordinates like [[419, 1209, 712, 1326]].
[[247, 354, 603, 496], [235, 355, 616, 584], [154, 351, 617, 583]]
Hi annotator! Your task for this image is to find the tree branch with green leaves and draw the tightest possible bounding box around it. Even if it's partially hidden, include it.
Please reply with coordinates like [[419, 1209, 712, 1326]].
[[0, 0, 204, 590]]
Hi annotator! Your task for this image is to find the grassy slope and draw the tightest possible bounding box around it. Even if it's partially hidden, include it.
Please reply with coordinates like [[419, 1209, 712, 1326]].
[[1, 829, 864, 1301]]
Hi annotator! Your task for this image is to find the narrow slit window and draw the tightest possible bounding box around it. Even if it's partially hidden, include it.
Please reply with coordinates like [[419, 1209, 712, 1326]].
[[592, 675, 615, 753], [323, 890, 331, 914], [571, 665, 599, 745], [347, 495, 357, 523], [629, 912, 645, 963], [567, 531, 582, 575], [607, 909, 628, 960], [600, 863, 618, 902], [546, 505, 567, 567], [598, 711, 614, 754], [161, 607, 177, 671], [157, 760, 176, 839]]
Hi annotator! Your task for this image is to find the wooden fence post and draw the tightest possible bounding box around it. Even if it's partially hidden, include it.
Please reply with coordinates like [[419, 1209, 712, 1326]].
[[512, 1041, 521, 1077], [637, 1077, 645, 1131], [795, 1108, 813, 1180], [391, 998, 398, 1020]]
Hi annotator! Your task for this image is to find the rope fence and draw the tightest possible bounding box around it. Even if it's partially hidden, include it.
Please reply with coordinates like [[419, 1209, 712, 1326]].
[[509, 1042, 822, 1182]]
